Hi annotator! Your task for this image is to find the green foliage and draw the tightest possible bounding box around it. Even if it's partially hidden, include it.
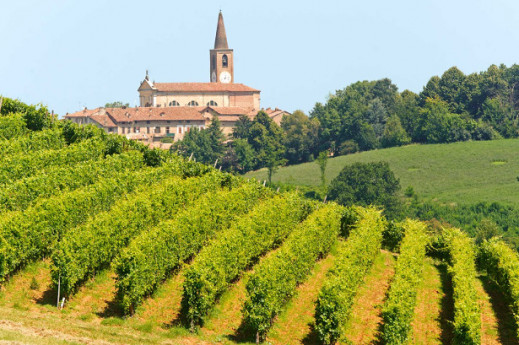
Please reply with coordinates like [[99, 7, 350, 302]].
[[243, 204, 344, 341], [0, 127, 65, 158], [0, 138, 107, 185], [51, 172, 232, 296], [0, 114, 28, 139], [381, 115, 411, 148], [181, 193, 312, 329], [479, 239, 519, 337], [281, 110, 319, 164], [314, 206, 386, 344], [382, 220, 428, 344], [328, 161, 402, 218], [443, 227, 481, 345], [0, 151, 144, 213], [0, 97, 54, 131], [0, 162, 189, 281], [114, 182, 269, 314], [104, 101, 129, 108], [172, 117, 225, 166]]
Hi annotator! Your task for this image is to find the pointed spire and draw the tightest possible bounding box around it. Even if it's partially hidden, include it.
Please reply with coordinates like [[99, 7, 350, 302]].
[[214, 11, 229, 49]]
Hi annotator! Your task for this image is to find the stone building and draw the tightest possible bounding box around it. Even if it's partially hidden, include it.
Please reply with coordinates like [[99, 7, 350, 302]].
[[65, 11, 289, 147]]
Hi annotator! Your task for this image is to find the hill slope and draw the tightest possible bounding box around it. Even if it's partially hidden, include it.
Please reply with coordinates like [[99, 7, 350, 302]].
[[245, 139, 519, 206]]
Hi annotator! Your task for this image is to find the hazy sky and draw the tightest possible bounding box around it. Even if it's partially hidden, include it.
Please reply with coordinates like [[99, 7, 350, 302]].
[[1, 0, 519, 116]]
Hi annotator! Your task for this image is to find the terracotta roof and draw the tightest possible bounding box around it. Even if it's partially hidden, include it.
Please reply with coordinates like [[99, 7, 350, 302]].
[[153, 83, 259, 93], [105, 107, 206, 122], [214, 11, 229, 49], [205, 106, 256, 116], [65, 108, 101, 118], [89, 114, 117, 128]]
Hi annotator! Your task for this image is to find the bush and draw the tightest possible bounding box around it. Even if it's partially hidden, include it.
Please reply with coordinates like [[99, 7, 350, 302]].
[[328, 161, 402, 219], [479, 239, 519, 337], [0, 97, 54, 131], [314, 206, 386, 344], [382, 220, 428, 344], [0, 161, 191, 281], [52, 172, 235, 296], [444, 227, 481, 345], [243, 203, 344, 342], [181, 193, 312, 329], [113, 182, 269, 314]]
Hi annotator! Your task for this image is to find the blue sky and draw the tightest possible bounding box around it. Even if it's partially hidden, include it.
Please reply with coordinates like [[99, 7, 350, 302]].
[[1, 0, 518, 116]]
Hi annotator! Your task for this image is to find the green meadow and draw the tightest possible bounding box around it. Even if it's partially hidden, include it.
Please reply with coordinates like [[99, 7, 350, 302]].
[[245, 139, 519, 206]]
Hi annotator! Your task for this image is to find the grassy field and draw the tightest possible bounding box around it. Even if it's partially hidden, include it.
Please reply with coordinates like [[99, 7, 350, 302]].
[[245, 139, 519, 206]]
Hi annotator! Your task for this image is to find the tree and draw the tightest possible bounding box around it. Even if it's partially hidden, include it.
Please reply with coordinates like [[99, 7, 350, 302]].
[[328, 162, 402, 217], [233, 115, 252, 139], [248, 111, 286, 183], [381, 115, 410, 148], [281, 110, 319, 164], [316, 151, 328, 198], [105, 101, 129, 108]]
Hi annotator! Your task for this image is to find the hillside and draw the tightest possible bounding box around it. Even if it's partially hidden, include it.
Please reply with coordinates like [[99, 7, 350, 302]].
[[245, 139, 519, 206]]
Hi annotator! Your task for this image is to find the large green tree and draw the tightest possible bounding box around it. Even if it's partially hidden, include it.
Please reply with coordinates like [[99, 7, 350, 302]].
[[328, 161, 402, 218], [281, 110, 319, 164]]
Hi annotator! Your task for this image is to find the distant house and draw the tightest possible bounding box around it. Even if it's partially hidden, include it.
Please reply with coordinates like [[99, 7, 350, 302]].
[[64, 11, 289, 148]]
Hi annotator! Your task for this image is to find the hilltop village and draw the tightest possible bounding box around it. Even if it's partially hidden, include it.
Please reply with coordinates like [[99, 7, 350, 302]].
[[64, 12, 288, 148]]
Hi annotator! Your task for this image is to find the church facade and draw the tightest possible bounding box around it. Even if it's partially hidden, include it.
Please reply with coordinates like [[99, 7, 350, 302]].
[[65, 12, 288, 147]]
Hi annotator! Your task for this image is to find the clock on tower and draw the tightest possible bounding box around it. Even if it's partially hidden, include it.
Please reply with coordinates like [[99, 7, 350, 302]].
[[210, 11, 234, 83]]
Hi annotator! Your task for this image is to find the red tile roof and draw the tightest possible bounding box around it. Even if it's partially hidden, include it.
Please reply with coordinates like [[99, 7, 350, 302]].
[[153, 83, 259, 93], [105, 107, 206, 122], [65, 108, 101, 118], [205, 106, 256, 116], [89, 114, 117, 128]]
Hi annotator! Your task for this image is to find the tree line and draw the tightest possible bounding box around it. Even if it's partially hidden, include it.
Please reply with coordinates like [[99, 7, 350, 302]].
[[171, 63, 519, 177]]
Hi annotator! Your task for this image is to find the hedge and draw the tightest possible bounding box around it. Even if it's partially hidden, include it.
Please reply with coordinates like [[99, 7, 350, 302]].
[[0, 127, 65, 157], [444, 227, 481, 345], [243, 203, 345, 342], [479, 238, 519, 336], [314, 206, 385, 345], [114, 182, 269, 314], [0, 138, 107, 185], [51, 172, 236, 296], [382, 219, 429, 344], [0, 151, 144, 213], [182, 193, 312, 329], [0, 114, 28, 140], [0, 161, 193, 282]]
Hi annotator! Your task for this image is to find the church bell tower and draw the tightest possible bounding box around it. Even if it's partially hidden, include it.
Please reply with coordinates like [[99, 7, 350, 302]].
[[210, 11, 234, 83]]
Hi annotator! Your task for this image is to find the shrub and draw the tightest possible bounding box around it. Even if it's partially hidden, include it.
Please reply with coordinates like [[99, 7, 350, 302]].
[[479, 238, 519, 336], [51, 172, 235, 296], [113, 182, 269, 314], [382, 220, 428, 344], [243, 203, 344, 342], [314, 206, 386, 344], [182, 193, 312, 329], [444, 227, 481, 345]]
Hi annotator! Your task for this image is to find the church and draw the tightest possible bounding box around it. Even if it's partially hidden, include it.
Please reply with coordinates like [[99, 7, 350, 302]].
[[65, 12, 289, 147]]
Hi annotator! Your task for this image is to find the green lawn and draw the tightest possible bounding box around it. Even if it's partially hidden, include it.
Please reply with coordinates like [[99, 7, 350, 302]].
[[245, 139, 519, 206]]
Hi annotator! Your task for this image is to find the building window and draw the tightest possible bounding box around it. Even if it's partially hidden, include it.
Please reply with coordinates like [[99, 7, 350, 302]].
[[212, 55, 216, 70], [155, 127, 161, 134], [166, 127, 170, 134], [147, 121, 150, 124], [207, 100, 218, 106], [147, 127, 150, 134], [178, 127, 182, 134], [135, 127, 140, 133], [187, 101, 199, 106], [169, 100, 180, 106], [222, 54, 228, 67]]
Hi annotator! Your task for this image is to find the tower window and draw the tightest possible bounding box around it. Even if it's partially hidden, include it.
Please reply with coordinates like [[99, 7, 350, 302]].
[[169, 100, 180, 107], [212, 55, 216, 70], [187, 100, 199, 106], [207, 100, 218, 106], [222, 54, 228, 68]]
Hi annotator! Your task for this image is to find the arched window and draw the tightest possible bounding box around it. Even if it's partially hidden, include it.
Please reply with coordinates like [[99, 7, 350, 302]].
[[207, 100, 218, 106], [222, 54, 228, 68], [187, 101, 199, 107], [212, 55, 216, 70], [169, 100, 180, 107]]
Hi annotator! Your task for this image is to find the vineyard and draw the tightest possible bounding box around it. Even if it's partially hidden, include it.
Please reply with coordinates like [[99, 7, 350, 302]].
[[1, 101, 519, 345]]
